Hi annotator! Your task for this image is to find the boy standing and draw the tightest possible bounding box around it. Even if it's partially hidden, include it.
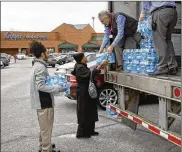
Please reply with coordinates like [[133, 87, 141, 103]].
[[30, 41, 65, 152]]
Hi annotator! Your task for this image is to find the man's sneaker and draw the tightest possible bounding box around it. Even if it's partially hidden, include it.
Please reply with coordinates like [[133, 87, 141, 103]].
[[168, 67, 178, 75], [149, 68, 168, 76]]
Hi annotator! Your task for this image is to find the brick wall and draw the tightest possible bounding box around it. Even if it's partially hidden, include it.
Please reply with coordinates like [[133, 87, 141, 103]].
[[1, 24, 103, 55]]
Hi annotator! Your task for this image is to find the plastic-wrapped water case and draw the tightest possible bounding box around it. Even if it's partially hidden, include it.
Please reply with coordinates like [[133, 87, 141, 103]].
[[137, 16, 152, 39], [140, 39, 154, 49], [45, 75, 70, 96], [96, 52, 115, 65], [123, 48, 158, 74]]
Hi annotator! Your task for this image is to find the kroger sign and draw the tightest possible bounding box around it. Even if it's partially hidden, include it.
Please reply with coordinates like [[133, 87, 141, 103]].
[[4, 32, 48, 40]]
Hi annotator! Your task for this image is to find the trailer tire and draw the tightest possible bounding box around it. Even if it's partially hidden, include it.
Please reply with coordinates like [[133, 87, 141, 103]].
[[97, 85, 118, 110]]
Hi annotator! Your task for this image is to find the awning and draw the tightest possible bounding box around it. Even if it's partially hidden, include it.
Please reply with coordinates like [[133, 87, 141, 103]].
[[82, 42, 100, 49], [58, 42, 78, 49], [91, 36, 103, 41]]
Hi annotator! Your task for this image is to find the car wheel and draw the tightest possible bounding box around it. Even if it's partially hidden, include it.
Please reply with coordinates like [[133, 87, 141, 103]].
[[32, 62, 34, 66], [52, 64, 55, 68], [97, 85, 118, 110]]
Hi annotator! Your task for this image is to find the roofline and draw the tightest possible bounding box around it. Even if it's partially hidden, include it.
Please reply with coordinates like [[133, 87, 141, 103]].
[[59, 41, 78, 46]]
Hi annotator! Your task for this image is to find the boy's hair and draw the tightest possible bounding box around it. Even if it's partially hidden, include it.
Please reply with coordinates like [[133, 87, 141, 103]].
[[29, 40, 46, 58]]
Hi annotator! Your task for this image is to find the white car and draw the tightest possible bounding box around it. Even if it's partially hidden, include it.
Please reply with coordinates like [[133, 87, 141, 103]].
[[55, 53, 97, 75], [17, 53, 26, 60]]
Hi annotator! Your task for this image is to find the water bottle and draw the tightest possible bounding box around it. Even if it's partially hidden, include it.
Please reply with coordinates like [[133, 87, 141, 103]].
[[108, 52, 115, 63], [148, 39, 154, 48], [140, 39, 153, 49], [123, 60, 132, 72], [65, 83, 70, 95], [106, 103, 117, 116], [135, 49, 143, 61], [132, 60, 140, 73], [140, 60, 147, 74], [123, 49, 129, 61], [96, 53, 103, 65], [145, 64, 157, 73], [127, 49, 134, 60], [146, 49, 158, 63], [45, 76, 51, 86], [138, 16, 153, 39], [140, 49, 148, 61]]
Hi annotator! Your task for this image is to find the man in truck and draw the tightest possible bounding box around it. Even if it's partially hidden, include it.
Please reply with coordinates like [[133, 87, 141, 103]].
[[139, 1, 178, 75], [98, 10, 142, 71]]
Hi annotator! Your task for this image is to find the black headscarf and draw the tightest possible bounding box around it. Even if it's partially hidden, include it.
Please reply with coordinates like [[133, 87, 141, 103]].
[[73, 53, 84, 63]]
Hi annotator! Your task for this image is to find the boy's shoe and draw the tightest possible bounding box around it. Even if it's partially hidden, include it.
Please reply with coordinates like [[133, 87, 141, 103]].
[[52, 149, 61, 152], [39, 144, 56, 152]]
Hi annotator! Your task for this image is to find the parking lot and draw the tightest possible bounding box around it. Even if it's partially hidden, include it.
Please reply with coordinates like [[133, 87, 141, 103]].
[[1, 58, 180, 152]]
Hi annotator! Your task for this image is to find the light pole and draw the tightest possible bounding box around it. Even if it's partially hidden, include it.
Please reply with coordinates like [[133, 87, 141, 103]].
[[92, 17, 95, 30]]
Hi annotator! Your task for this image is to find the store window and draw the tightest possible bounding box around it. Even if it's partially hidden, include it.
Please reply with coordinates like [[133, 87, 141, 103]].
[[21, 48, 27, 55]]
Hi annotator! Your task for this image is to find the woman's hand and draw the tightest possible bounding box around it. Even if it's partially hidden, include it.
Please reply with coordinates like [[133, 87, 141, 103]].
[[139, 13, 145, 21], [97, 60, 108, 70]]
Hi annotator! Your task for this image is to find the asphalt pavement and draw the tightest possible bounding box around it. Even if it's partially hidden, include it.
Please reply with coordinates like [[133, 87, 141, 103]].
[[1, 58, 181, 152]]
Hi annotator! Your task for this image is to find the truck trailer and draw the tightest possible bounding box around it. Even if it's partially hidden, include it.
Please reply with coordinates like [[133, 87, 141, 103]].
[[106, 1, 181, 147]]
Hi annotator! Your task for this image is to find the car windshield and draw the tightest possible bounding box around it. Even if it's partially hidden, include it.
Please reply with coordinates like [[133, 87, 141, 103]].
[[1, 57, 7, 59]]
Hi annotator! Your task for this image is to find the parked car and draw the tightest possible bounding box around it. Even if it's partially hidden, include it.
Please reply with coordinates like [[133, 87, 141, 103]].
[[66, 56, 74, 63], [1, 61, 4, 69], [17, 53, 26, 60], [55, 52, 118, 110], [32, 55, 57, 68], [0, 53, 11, 62], [0, 56, 9, 66], [56, 53, 76, 65], [56, 55, 67, 65]]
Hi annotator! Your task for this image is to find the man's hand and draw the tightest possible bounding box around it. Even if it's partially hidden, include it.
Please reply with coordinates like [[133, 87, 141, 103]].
[[99, 48, 104, 53], [139, 13, 145, 21], [107, 45, 114, 54]]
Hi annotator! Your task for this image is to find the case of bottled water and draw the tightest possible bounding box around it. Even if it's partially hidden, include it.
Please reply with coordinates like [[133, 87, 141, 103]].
[[96, 52, 115, 65], [123, 49, 158, 74], [123, 15, 159, 75], [137, 16, 152, 39], [45, 75, 70, 95], [140, 39, 154, 49]]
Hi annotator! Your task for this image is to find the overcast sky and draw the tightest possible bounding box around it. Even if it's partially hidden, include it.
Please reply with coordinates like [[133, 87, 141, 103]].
[[1, 2, 107, 33]]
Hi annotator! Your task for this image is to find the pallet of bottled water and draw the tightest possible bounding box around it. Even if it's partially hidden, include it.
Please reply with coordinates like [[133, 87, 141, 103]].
[[123, 48, 158, 75], [45, 75, 70, 96]]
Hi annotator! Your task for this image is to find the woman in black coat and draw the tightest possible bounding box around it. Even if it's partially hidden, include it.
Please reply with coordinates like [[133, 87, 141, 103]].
[[71, 53, 107, 138]]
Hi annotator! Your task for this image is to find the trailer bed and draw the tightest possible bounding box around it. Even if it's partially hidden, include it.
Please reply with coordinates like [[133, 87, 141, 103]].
[[105, 69, 181, 102]]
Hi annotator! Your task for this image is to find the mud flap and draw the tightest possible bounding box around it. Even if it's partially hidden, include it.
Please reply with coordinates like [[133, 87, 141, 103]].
[[122, 90, 139, 130]]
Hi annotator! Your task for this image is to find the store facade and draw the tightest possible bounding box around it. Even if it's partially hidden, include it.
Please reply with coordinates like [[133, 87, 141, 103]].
[[1, 24, 103, 56]]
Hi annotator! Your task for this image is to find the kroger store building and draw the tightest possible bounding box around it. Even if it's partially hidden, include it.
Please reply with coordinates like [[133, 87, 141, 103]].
[[0, 24, 104, 56]]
